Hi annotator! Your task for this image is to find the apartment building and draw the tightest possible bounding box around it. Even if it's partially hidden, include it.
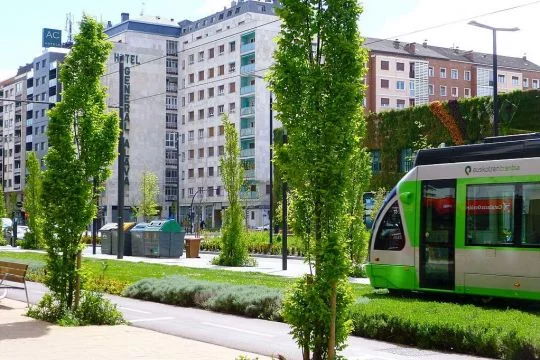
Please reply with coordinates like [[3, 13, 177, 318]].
[[365, 38, 540, 112], [102, 1, 280, 228]]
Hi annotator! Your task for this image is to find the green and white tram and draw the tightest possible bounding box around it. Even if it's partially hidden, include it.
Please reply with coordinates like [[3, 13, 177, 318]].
[[366, 134, 540, 300]]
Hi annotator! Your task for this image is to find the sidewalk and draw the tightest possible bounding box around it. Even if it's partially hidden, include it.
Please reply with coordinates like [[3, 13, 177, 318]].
[[0, 298, 271, 360]]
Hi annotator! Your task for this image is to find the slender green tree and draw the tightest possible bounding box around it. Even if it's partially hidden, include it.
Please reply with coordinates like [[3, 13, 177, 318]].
[[0, 182, 5, 245], [23, 152, 45, 249], [269, 0, 369, 358], [133, 171, 160, 222], [213, 114, 249, 266], [42, 15, 119, 311]]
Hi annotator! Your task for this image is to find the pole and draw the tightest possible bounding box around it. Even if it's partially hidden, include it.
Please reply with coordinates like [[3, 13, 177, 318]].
[[92, 179, 97, 255], [176, 132, 180, 224], [492, 29, 499, 137], [117, 55, 125, 259], [269, 92, 273, 244], [282, 131, 288, 271]]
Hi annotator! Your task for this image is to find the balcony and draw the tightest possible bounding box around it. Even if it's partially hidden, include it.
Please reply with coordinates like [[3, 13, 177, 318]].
[[240, 148, 255, 157], [240, 127, 255, 137], [165, 177, 179, 184], [166, 121, 178, 130], [241, 42, 255, 54], [240, 191, 258, 199], [166, 67, 178, 75], [244, 169, 255, 179], [166, 85, 178, 93], [166, 104, 178, 111], [240, 107, 255, 116], [240, 63, 255, 74], [166, 195, 177, 201], [165, 158, 177, 166], [240, 85, 255, 95]]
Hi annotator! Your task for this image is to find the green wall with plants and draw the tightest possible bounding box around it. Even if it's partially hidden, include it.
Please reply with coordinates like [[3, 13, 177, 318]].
[[366, 90, 540, 189]]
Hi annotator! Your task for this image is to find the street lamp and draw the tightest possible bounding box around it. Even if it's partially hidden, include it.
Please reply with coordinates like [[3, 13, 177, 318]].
[[468, 20, 519, 137]]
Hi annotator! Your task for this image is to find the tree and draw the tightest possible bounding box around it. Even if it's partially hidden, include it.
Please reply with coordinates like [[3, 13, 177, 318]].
[[133, 171, 160, 222], [269, 1, 368, 359], [41, 15, 119, 312], [213, 114, 250, 266], [0, 181, 5, 245], [23, 152, 44, 249]]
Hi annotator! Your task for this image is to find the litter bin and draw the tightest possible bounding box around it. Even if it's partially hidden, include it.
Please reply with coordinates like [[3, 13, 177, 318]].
[[129, 220, 185, 257], [99, 222, 136, 255], [185, 236, 203, 258]]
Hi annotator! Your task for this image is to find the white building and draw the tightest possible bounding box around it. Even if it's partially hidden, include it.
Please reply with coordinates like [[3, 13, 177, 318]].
[[102, 1, 281, 229]]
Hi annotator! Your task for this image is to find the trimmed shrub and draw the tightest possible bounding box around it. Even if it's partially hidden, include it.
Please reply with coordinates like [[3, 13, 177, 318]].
[[123, 276, 283, 321], [350, 296, 540, 359]]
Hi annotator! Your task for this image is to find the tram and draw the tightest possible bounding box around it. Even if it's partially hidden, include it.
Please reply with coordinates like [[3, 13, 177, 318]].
[[365, 133, 540, 300]]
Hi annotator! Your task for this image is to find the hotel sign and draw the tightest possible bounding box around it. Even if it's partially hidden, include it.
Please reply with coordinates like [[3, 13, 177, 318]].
[[42, 28, 62, 48]]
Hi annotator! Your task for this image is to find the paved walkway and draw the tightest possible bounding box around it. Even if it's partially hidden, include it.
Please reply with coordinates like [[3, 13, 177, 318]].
[[0, 298, 271, 360]]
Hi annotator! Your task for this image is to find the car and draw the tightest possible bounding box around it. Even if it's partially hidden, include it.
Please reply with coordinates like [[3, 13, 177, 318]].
[[254, 224, 270, 231], [16, 226, 29, 239]]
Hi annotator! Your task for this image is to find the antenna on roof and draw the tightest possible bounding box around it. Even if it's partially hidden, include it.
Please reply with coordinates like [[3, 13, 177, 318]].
[[64, 13, 74, 48], [140, 2, 146, 16]]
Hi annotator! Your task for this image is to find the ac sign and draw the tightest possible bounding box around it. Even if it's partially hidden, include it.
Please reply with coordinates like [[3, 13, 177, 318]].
[[42, 28, 62, 48]]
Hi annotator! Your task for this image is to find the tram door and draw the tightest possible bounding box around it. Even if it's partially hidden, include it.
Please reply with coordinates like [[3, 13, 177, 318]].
[[420, 179, 456, 290]]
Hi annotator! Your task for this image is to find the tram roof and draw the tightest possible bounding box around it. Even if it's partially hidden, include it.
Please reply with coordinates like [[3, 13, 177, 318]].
[[414, 133, 540, 166]]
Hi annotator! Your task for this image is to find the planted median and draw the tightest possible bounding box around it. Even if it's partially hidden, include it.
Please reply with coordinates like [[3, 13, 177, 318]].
[[1, 251, 538, 359]]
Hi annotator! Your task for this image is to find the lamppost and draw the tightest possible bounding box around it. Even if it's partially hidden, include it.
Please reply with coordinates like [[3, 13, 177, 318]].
[[188, 187, 219, 234], [468, 21, 519, 137]]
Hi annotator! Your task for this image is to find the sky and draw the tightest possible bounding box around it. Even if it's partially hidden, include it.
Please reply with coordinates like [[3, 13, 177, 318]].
[[1, 0, 539, 80]]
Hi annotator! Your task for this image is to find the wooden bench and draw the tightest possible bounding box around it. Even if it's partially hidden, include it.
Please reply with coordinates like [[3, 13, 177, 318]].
[[0, 261, 29, 307]]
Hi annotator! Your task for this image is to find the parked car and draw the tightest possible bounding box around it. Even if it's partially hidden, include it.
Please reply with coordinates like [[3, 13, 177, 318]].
[[254, 224, 270, 231]]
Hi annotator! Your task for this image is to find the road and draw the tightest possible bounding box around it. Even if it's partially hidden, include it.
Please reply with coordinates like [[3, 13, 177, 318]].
[[5, 281, 487, 360]]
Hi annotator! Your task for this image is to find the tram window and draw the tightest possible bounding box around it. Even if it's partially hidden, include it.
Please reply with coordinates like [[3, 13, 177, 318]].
[[374, 201, 405, 251], [466, 184, 515, 246], [521, 184, 540, 245]]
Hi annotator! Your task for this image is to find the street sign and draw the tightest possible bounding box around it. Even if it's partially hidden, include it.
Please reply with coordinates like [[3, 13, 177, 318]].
[[16, 201, 23, 209]]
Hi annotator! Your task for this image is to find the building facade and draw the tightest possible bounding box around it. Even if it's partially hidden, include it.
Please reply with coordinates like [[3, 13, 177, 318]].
[[365, 38, 540, 113], [102, 1, 280, 228]]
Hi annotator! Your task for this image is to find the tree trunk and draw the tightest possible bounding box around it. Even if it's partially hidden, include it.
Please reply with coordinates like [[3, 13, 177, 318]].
[[74, 250, 82, 310], [328, 281, 337, 359]]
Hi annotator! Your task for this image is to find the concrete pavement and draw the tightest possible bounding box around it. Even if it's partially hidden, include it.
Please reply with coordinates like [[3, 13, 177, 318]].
[[0, 298, 271, 360]]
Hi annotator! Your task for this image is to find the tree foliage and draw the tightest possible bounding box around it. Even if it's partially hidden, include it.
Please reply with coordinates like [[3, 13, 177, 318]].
[[23, 152, 45, 249], [0, 180, 5, 245], [213, 114, 250, 266], [41, 15, 119, 312], [133, 171, 160, 222], [269, 0, 369, 358]]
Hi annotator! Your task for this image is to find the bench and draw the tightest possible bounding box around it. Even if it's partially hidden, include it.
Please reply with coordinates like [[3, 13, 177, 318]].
[[0, 261, 29, 307]]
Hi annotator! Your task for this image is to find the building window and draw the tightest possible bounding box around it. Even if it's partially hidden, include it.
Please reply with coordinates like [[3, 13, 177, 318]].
[[451, 87, 458, 97], [188, 130, 194, 141], [497, 74, 505, 83], [428, 66, 434, 77], [208, 87, 215, 98], [380, 98, 390, 107], [400, 148, 413, 172], [370, 150, 381, 174], [208, 68, 215, 78], [229, 62, 236, 73], [208, 167, 214, 177], [208, 147, 214, 157], [198, 90, 205, 101], [219, 125, 225, 136], [189, 73, 194, 83], [512, 76, 519, 86], [396, 80, 405, 90], [188, 111, 195, 121], [440, 68, 446, 78], [396, 62, 405, 71], [440, 86, 447, 96], [188, 149, 194, 159], [188, 169, 194, 178], [218, 85, 225, 95], [198, 109, 204, 120], [451, 69, 458, 80], [229, 82, 236, 93], [464, 70, 471, 81], [380, 60, 389, 70], [208, 127, 215, 137], [218, 145, 224, 155], [198, 129, 204, 139], [208, 48, 215, 59], [229, 41, 236, 52], [428, 84, 434, 95], [533, 79, 539, 89], [229, 102, 236, 113], [218, 104, 224, 114], [208, 107, 215, 117], [198, 168, 204, 178], [188, 54, 194, 65], [198, 70, 204, 81], [198, 51, 204, 62], [165, 132, 176, 147], [218, 44, 225, 55], [396, 99, 405, 109], [380, 79, 389, 88], [464, 88, 471, 98], [218, 65, 225, 76], [188, 92, 194, 103]]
